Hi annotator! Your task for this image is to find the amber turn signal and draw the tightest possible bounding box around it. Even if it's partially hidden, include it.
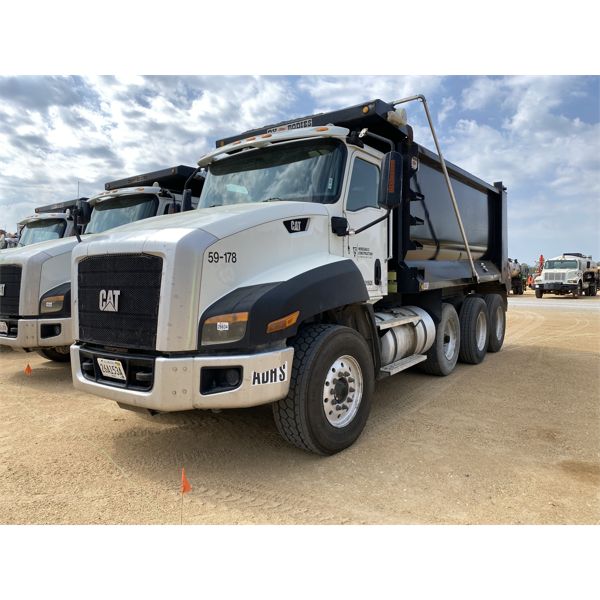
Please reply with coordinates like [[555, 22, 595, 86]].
[[266, 310, 300, 334]]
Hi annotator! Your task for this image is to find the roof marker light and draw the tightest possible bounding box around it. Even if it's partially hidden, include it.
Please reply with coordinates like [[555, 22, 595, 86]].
[[315, 127, 329, 132], [261, 133, 272, 139]]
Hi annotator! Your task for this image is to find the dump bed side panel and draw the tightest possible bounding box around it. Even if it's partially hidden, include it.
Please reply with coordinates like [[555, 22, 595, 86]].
[[407, 155, 490, 261], [394, 143, 507, 293]]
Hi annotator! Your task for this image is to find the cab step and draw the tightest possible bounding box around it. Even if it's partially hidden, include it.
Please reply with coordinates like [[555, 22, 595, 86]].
[[379, 354, 427, 377]]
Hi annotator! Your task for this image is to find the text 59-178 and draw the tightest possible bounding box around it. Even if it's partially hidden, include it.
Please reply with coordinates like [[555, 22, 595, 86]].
[[207, 251, 237, 264]]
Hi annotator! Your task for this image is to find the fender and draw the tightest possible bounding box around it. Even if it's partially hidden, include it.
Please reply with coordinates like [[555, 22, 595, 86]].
[[199, 259, 369, 352]]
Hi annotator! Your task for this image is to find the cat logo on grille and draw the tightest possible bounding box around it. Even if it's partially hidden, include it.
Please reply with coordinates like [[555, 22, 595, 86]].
[[99, 289, 121, 312]]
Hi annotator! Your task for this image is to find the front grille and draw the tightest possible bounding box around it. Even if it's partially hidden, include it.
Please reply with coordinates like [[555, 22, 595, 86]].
[[0, 264, 22, 317], [78, 254, 163, 350], [544, 272, 566, 282]]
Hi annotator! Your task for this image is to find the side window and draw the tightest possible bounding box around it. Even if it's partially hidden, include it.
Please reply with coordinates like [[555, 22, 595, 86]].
[[346, 158, 380, 212]]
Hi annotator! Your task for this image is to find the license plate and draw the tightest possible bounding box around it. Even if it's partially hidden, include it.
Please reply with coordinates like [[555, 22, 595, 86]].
[[97, 358, 127, 381], [0, 321, 7, 334]]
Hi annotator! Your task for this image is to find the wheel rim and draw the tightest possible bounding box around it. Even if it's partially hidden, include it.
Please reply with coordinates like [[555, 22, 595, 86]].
[[494, 306, 504, 341], [476, 311, 487, 351], [443, 317, 458, 360], [56, 346, 70, 355], [322, 355, 363, 428]]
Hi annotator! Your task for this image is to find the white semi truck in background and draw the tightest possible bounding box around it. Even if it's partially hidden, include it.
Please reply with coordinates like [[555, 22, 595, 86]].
[[15, 198, 87, 248], [534, 253, 599, 298], [0, 166, 204, 361], [70, 96, 510, 455]]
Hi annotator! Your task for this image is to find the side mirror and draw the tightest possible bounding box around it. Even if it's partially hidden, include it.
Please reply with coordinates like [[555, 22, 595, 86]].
[[378, 151, 403, 210], [73, 199, 92, 229]]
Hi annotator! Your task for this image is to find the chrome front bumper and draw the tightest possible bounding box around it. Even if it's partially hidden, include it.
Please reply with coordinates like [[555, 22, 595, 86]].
[[70, 344, 294, 411], [0, 316, 73, 349]]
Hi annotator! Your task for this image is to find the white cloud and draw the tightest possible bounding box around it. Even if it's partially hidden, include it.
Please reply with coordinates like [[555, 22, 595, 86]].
[[461, 77, 503, 110], [438, 96, 456, 124], [298, 75, 443, 114]]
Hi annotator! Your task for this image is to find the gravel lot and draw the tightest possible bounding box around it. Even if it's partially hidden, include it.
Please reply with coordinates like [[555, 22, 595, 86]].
[[1, 292, 598, 524]]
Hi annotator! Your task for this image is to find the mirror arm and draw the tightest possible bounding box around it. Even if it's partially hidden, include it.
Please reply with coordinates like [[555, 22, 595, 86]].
[[347, 209, 391, 236]]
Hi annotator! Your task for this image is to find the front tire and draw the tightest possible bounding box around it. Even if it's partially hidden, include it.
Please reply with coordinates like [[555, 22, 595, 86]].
[[272, 324, 374, 455], [419, 303, 460, 376], [36, 346, 71, 362], [458, 296, 489, 365], [484, 294, 506, 353], [535, 288, 543, 299]]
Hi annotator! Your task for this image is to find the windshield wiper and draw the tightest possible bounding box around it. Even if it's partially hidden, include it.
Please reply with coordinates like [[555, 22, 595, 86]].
[[262, 197, 283, 202]]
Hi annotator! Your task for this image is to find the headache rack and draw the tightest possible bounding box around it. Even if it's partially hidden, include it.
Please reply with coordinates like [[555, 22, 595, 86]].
[[34, 197, 88, 214], [105, 165, 205, 196], [216, 99, 412, 152]]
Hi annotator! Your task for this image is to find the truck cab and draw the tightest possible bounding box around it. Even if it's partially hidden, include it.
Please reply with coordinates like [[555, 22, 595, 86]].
[[8, 197, 88, 249], [70, 98, 509, 454], [0, 166, 204, 361], [535, 253, 599, 298]]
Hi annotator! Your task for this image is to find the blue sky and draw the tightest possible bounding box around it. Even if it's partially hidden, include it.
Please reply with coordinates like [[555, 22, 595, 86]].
[[0, 75, 598, 265]]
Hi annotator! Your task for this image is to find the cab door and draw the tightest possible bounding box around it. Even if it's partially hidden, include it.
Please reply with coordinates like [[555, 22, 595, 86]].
[[342, 153, 388, 299]]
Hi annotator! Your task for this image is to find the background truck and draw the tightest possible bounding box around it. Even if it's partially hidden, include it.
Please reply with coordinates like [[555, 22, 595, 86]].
[[0, 166, 204, 361], [535, 253, 599, 298], [15, 198, 88, 248], [70, 96, 509, 455]]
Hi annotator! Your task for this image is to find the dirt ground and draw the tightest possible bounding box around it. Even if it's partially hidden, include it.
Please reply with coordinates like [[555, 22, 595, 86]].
[[1, 291, 599, 524]]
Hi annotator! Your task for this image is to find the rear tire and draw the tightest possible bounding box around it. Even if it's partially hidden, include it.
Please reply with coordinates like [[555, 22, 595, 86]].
[[419, 303, 460, 376], [535, 288, 543, 299], [36, 346, 71, 362], [484, 294, 506, 353], [272, 324, 374, 455], [458, 296, 488, 365]]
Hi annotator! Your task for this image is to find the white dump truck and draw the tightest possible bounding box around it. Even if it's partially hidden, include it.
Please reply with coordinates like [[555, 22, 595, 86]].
[[0, 166, 204, 361], [14, 198, 87, 248], [534, 253, 598, 298], [70, 96, 509, 455]]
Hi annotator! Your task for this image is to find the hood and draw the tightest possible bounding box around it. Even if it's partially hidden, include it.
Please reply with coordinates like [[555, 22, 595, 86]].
[[86, 201, 330, 243], [0, 236, 78, 264]]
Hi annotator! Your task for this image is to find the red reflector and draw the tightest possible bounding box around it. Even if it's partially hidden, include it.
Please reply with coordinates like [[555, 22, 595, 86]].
[[388, 159, 396, 193]]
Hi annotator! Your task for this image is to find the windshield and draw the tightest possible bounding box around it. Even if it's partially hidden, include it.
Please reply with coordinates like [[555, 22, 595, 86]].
[[85, 194, 159, 234], [199, 139, 346, 208], [18, 219, 67, 246], [544, 260, 578, 270]]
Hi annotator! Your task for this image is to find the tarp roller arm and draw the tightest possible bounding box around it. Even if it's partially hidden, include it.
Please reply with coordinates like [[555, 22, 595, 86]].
[[392, 94, 480, 283]]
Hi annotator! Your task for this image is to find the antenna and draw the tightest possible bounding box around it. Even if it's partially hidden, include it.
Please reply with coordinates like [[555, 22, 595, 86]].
[[77, 180, 80, 197]]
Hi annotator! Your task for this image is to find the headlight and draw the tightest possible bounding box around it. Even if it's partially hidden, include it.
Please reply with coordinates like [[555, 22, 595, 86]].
[[40, 294, 65, 314], [39, 283, 70, 315], [201, 312, 248, 345]]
